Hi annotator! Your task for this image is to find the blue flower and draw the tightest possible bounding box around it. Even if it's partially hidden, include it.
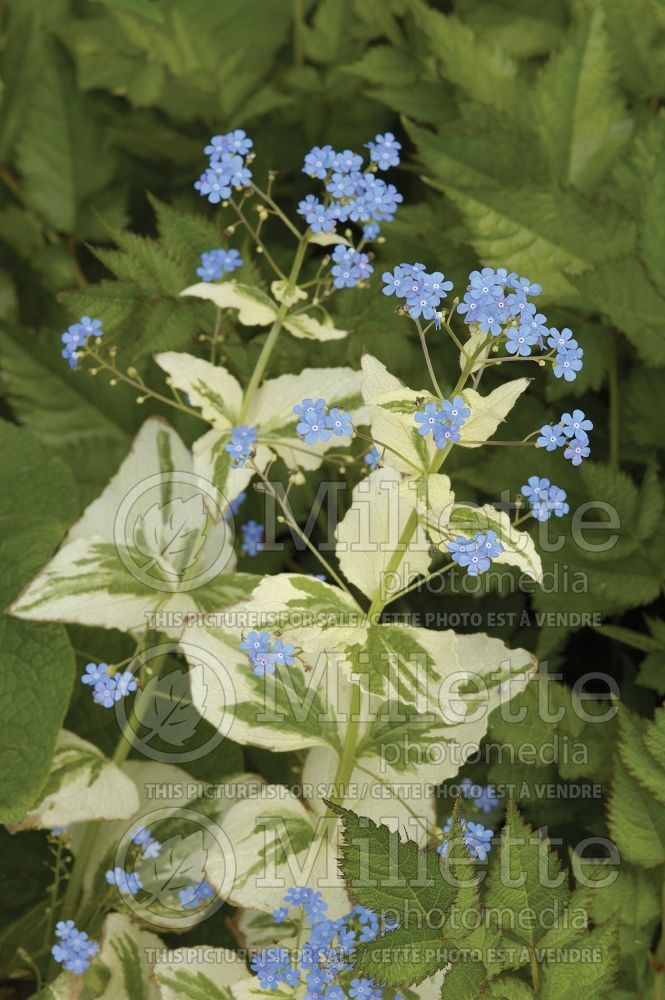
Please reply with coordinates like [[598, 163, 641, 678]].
[[366, 131, 401, 170], [80, 662, 109, 686], [132, 826, 161, 858], [196, 131, 253, 203], [350, 978, 376, 1000], [382, 262, 451, 324], [297, 195, 337, 233], [303, 145, 335, 179], [536, 424, 566, 451], [506, 326, 539, 356], [438, 818, 494, 861], [196, 247, 243, 281], [92, 675, 119, 708], [331, 149, 364, 174], [460, 778, 500, 813], [240, 630, 271, 657], [297, 410, 332, 444], [447, 530, 504, 576], [224, 491, 247, 521], [225, 425, 257, 467], [331, 245, 373, 288], [179, 880, 215, 909], [440, 395, 470, 425], [105, 867, 142, 895], [553, 344, 584, 382], [114, 671, 137, 698], [521, 477, 569, 521], [414, 402, 443, 437], [547, 327, 576, 351], [240, 520, 264, 557], [364, 446, 380, 469], [273, 906, 289, 923], [60, 316, 103, 368], [326, 407, 353, 436], [294, 397, 327, 419], [363, 222, 380, 240], [561, 409, 593, 438], [52, 923, 99, 976], [564, 431, 590, 466]]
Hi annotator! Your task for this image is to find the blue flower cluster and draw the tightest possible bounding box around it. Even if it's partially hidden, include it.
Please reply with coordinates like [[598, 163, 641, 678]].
[[195, 131, 253, 204], [521, 477, 569, 521], [294, 398, 353, 444], [414, 394, 470, 447], [241, 519, 264, 556], [132, 825, 162, 859], [299, 134, 403, 239], [250, 887, 399, 998], [105, 867, 142, 895], [536, 409, 592, 466], [225, 425, 257, 467], [51, 921, 99, 976], [548, 327, 584, 382], [459, 778, 500, 813], [456, 268, 584, 381], [331, 244, 373, 288], [438, 818, 494, 862], [383, 262, 454, 326], [447, 530, 504, 577], [196, 247, 243, 281], [224, 491, 247, 521], [80, 662, 137, 709], [240, 630, 296, 677], [180, 880, 215, 910], [61, 316, 103, 369]]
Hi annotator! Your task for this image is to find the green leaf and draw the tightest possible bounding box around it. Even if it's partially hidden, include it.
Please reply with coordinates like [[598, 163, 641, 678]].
[[485, 800, 569, 947], [532, 5, 632, 189], [0, 420, 77, 822], [540, 918, 619, 999], [330, 802, 457, 986], [16, 46, 114, 231], [607, 761, 665, 867]]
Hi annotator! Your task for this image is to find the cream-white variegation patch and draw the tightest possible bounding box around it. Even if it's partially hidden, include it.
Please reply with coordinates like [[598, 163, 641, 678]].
[[8, 731, 139, 830], [336, 465, 431, 602], [155, 353, 363, 495], [98, 913, 164, 1000], [181, 280, 349, 341], [10, 418, 259, 634], [448, 503, 544, 583]]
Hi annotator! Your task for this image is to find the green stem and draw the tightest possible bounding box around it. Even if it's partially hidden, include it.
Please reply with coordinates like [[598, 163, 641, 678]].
[[416, 319, 444, 398], [609, 330, 620, 469], [530, 944, 541, 995], [239, 233, 309, 421]]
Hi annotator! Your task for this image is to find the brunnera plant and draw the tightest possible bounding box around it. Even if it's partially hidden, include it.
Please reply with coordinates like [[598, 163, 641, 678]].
[[3, 127, 610, 999]]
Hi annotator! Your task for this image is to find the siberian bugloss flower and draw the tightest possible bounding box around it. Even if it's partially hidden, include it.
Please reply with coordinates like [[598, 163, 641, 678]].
[[195, 130, 253, 204], [561, 409, 593, 438], [564, 432, 590, 466], [460, 778, 500, 813], [105, 867, 142, 895], [521, 477, 569, 521], [240, 519, 264, 557], [365, 446, 380, 469], [225, 425, 257, 467], [61, 316, 103, 369], [294, 398, 353, 443], [51, 922, 99, 976], [196, 247, 243, 281], [179, 880, 215, 909], [382, 262, 453, 326], [80, 662, 108, 685], [414, 394, 469, 447], [536, 423, 566, 451], [132, 825, 161, 858], [438, 818, 494, 861], [330, 245, 373, 288], [366, 131, 401, 170], [447, 530, 504, 576]]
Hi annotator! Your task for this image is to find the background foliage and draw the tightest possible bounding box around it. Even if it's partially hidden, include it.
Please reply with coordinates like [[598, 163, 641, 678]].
[[1, 0, 664, 996]]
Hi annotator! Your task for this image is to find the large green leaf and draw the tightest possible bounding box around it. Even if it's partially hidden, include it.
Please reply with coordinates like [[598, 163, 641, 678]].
[[0, 420, 77, 822]]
